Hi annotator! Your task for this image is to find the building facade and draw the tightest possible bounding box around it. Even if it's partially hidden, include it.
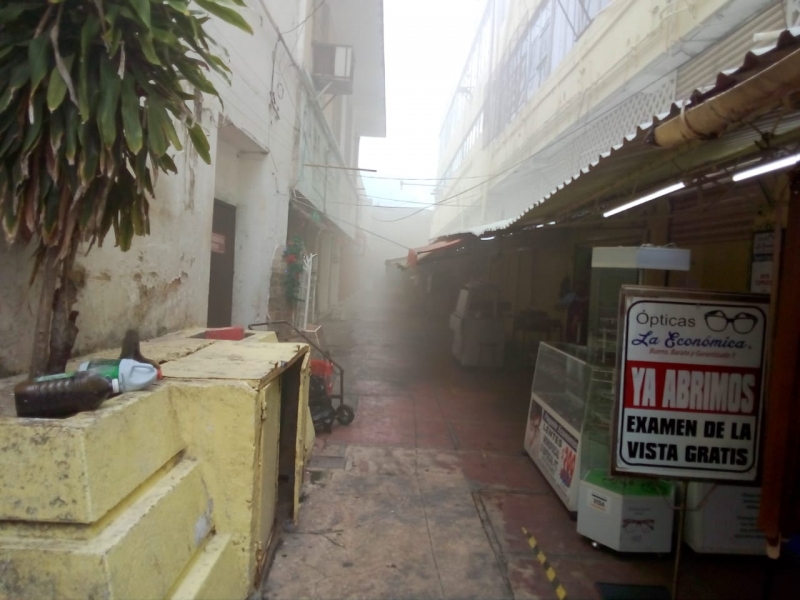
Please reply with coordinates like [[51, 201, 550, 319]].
[[0, 0, 385, 375], [432, 0, 788, 237]]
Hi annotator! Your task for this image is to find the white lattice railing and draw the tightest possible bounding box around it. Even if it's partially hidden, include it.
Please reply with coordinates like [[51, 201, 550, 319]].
[[787, 0, 800, 27]]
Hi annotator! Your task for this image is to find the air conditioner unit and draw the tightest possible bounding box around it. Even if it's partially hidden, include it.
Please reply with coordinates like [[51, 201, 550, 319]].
[[312, 42, 354, 95]]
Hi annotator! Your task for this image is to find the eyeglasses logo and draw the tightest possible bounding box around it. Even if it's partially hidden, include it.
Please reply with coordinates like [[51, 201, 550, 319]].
[[704, 310, 758, 335]]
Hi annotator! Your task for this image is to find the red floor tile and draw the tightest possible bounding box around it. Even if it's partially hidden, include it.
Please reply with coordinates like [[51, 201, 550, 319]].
[[415, 419, 456, 449], [351, 380, 409, 395], [459, 453, 551, 493], [324, 415, 416, 447], [356, 395, 415, 420], [450, 420, 527, 455], [413, 398, 445, 421], [480, 491, 593, 557]]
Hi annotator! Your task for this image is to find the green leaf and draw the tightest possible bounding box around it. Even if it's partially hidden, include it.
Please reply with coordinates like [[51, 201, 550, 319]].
[[130, 0, 152, 28], [175, 61, 218, 95], [64, 103, 78, 164], [46, 55, 75, 112], [120, 75, 143, 154], [145, 99, 168, 156], [0, 120, 22, 159], [22, 97, 44, 153], [0, 64, 30, 112], [97, 56, 122, 148], [140, 35, 162, 65], [28, 33, 51, 93], [79, 18, 101, 122], [188, 122, 211, 164], [0, 4, 29, 23], [161, 114, 183, 152], [195, 0, 254, 34], [158, 153, 178, 173], [78, 122, 100, 184], [49, 107, 65, 154], [165, 0, 191, 15], [118, 208, 133, 251]]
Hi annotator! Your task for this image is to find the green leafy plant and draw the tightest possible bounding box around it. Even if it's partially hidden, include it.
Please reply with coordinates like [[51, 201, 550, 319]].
[[283, 236, 305, 307], [0, 1, 252, 376]]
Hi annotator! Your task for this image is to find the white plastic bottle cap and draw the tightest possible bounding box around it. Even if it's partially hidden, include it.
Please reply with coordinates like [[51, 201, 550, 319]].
[[118, 358, 158, 392], [111, 379, 120, 394]]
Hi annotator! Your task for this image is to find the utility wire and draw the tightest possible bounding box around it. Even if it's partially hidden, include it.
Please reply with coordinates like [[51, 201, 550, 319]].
[[281, 0, 327, 35], [360, 193, 475, 208], [361, 173, 497, 182], [292, 195, 411, 250], [379, 65, 690, 224]]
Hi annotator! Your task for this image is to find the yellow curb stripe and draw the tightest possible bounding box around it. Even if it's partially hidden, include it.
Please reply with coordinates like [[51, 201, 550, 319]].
[[522, 527, 568, 600]]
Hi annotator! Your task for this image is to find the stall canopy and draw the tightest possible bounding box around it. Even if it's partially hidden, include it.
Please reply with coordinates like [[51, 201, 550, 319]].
[[406, 237, 470, 268]]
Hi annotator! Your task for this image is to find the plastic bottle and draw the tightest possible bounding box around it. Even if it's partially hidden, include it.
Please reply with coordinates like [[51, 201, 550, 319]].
[[14, 372, 118, 418], [77, 358, 158, 392]]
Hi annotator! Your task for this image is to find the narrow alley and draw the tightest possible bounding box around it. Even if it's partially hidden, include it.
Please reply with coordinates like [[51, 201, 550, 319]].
[[263, 284, 795, 600]]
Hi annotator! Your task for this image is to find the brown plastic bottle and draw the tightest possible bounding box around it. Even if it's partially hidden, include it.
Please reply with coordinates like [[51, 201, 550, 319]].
[[14, 372, 118, 419]]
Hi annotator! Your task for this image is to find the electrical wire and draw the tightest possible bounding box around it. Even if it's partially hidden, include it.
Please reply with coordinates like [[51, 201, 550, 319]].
[[292, 194, 411, 250], [360, 193, 475, 208], [281, 0, 327, 35], [361, 173, 498, 182], [384, 67, 694, 225]]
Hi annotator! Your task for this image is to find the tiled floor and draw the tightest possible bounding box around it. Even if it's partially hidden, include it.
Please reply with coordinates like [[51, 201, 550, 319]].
[[263, 285, 797, 600]]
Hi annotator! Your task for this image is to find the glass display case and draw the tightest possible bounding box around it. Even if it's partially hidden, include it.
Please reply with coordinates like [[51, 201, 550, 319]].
[[524, 342, 614, 512], [526, 246, 689, 548]]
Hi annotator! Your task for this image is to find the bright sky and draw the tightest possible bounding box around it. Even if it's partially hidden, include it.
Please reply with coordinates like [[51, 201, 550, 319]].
[[359, 0, 486, 207]]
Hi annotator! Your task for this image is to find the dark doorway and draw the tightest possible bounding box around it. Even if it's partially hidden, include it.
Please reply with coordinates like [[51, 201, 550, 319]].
[[207, 200, 236, 327]]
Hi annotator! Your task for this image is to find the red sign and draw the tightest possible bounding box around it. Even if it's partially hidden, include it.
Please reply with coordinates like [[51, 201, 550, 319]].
[[613, 288, 769, 482]]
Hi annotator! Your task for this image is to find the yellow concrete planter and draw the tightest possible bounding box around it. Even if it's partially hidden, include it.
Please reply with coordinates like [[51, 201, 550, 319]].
[[0, 332, 312, 600]]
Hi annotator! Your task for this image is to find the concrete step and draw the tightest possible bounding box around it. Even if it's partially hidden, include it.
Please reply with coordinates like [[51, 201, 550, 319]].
[[0, 458, 212, 600], [0, 385, 184, 524], [168, 533, 247, 600]]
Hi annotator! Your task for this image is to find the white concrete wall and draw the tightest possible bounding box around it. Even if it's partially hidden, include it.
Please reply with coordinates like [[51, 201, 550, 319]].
[[0, 1, 309, 374]]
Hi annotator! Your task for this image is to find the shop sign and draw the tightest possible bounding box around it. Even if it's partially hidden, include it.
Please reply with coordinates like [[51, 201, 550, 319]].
[[525, 399, 580, 506], [211, 233, 226, 254], [750, 232, 774, 294], [613, 287, 769, 482]]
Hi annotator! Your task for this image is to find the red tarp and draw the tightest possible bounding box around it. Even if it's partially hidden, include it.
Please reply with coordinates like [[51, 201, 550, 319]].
[[406, 238, 464, 268]]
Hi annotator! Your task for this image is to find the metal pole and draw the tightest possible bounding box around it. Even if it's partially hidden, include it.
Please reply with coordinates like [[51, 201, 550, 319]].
[[672, 481, 687, 600]]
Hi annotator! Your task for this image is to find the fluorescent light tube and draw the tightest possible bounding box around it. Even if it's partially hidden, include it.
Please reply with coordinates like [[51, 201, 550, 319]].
[[732, 153, 800, 182], [548, 221, 556, 225], [603, 182, 686, 218], [536, 224, 544, 228]]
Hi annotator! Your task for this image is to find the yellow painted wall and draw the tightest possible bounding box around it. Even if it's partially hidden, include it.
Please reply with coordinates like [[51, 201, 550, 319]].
[[684, 240, 752, 292]]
